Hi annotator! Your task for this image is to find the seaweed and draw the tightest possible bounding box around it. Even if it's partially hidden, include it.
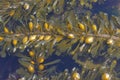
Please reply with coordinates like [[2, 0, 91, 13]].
[[0, 0, 120, 80]]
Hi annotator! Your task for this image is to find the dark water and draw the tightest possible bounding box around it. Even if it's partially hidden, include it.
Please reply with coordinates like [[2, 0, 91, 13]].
[[0, 56, 19, 80], [92, 0, 120, 16]]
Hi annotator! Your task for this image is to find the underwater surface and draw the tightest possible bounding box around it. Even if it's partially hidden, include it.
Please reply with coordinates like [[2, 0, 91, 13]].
[[0, 0, 120, 80]]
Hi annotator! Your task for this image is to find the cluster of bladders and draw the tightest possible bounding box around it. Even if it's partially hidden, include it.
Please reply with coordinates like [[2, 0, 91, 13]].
[[1, 20, 119, 54], [0, 17, 120, 80], [0, 0, 120, 80]]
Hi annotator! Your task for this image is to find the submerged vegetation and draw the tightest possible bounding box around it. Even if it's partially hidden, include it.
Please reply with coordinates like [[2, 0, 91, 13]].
[[0, 0, 120, 80]]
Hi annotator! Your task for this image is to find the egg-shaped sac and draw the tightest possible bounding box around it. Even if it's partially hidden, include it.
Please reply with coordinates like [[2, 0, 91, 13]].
[[67, 33, 75, 39], [29, 35, 37, 42], [78, 22, 86, 31], [91, 24, 97, 33], [27, 64, 35, 73], [38, 64, 45, 71], [4, 27, 10, 34], [71, 71, 80, 80], [106, 38, 114, 45], [43, 35, 52, 41], [0, 36, 4, 42], [12, 39, 18, 46], [44, 22, 49, 31], [22, 36, 28, 44], [85, 36, 94, 44], [9, 10, 15, 17], [23, 3, 30, 10], [101, 73, 111, 80], [37, 56, 45, 64], [30, 60, 35, 65], [28, 21, 34, 32], [38, 35, 45, 41], [28, 50, 35, 57]]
